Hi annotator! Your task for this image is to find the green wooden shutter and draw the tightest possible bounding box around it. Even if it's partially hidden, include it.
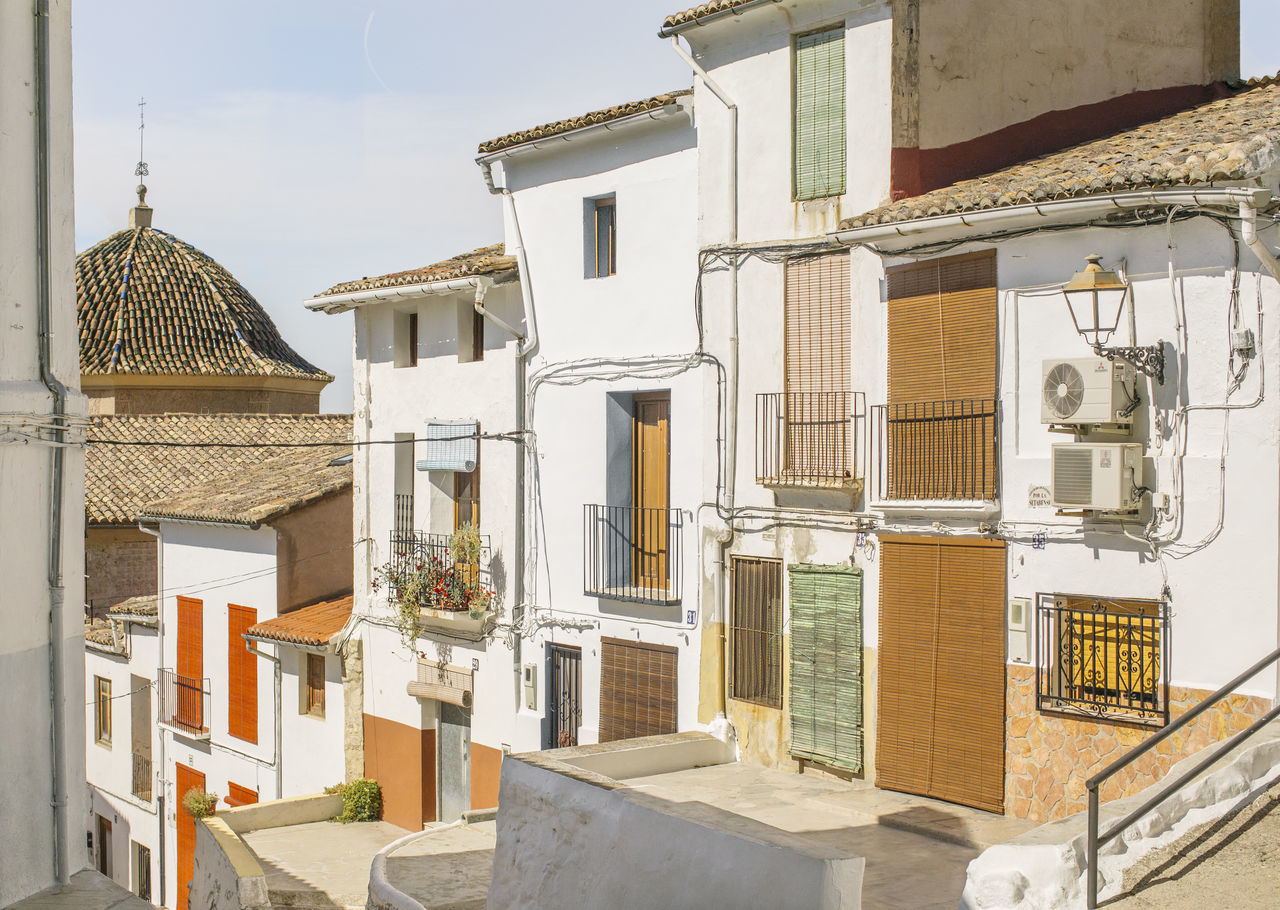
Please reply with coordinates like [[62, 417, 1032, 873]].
[[788, 563, 863, 772], [793, 26, 846, 201]]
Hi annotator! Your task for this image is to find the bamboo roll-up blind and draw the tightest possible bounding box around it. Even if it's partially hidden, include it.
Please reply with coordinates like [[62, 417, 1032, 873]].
[[785, 254, 851, 395], [599, 637, 679, 742], [877, 536, 1006, 814], [794, 26, 846, 201]]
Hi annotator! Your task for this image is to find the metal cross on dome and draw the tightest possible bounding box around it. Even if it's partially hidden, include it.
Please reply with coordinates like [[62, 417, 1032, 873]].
[[134, 96, 149, 205]]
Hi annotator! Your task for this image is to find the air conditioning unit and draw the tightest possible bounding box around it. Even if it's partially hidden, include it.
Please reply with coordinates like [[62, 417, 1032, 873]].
[[415, 421, 478, 473], [1051, 443, 1144, 512], [1041, 357, 1136, 426]]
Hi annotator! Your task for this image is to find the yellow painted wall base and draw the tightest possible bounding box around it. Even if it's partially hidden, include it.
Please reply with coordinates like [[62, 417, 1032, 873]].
[[697, 622, 725, 725]]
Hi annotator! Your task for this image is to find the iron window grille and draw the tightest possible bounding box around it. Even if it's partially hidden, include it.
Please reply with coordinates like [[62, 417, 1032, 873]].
[[730, 556, 783, 708], [584, 504, 683, 605], [871, 397, 1000, 501], [756, 391, 863, 488], [1036, 594, 1170, 727], [131, 752, 152, 801], [158, 668, 210, 738]]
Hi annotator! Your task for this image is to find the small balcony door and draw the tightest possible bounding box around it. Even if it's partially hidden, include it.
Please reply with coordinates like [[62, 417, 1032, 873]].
[[631, 392, 669, 590], [547, 643, 582, 749], [175, 596, 203, 731]]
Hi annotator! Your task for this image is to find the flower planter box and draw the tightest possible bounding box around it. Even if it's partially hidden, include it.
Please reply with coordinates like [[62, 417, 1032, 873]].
[[417, 607, 492, 640]]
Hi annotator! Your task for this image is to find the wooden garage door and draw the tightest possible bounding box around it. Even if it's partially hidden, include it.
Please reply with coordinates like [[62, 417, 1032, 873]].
[[877, 535, 1006, 813], [599, 637, 678, 742], [175, 762, 205, 910]]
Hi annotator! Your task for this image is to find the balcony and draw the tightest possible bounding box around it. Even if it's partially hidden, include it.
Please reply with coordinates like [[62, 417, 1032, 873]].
[[584, 504, 683, 605], [387, 529, 493, 597], [756, 391, 863, 489], [158, 668, 210, 739], [132, 752, 153, 801], [871, 398, 1000, 504]]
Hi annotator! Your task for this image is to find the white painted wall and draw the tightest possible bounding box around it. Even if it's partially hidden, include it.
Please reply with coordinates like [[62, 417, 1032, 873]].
[[280, 646, 348, 796], [85, 624, 160, 898], [0, 1, 88, 903], [158, 522, 279, 910], [498, 108, 705, 748], [353, 277, 524, 763]]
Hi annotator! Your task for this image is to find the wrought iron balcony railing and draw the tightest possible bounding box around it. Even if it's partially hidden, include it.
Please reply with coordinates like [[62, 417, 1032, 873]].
[[756, 391, 864, 488], [584, 504, 683, 605], [132, 752, 153, 801], [158, 668, 210, 739], [387, 529, 493, 602], [871, 397, 1000, 502]]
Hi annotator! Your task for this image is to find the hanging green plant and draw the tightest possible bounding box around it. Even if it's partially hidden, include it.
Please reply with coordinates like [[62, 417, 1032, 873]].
[[182, 787, 218, 820]]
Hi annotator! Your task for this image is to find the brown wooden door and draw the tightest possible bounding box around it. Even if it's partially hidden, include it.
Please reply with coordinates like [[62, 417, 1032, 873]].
[[175, 762, 205, 910], [632, 393, 670, 589], [599, 637, 678, 742], [176, 597, 203, 730], [877, 535, 1006, 814]]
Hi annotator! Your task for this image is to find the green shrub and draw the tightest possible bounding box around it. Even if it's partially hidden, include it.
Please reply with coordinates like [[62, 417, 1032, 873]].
[[335, 778, 381, 823], [182, 787, 218, 820]]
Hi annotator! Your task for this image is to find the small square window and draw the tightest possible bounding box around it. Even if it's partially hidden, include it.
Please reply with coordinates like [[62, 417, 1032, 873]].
[[585, 195, 616, 279]]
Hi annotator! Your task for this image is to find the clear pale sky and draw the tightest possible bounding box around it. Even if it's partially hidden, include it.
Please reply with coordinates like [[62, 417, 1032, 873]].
[[71, 1, 1280, 413]]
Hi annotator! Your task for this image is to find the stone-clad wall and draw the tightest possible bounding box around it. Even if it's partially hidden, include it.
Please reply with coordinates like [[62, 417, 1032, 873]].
[[1004, 664, 1271, 822]]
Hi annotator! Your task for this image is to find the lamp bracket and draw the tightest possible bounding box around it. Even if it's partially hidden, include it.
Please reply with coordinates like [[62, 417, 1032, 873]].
[[1094, 341, 1165, 386]]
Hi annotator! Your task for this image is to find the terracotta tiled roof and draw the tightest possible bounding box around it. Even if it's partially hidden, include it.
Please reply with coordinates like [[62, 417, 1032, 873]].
[[841, 80, 1280, 231], [107, 595, 157, 617], [77, 224, 331, 382], [316, 244, 516, 299], [660, 0, 768, 32], [85, 413, 352, 525], [245, 595, 354, 648], [84, 619, 118, 649], [139, 443, 352, 526], [477, 90, 691, 155]]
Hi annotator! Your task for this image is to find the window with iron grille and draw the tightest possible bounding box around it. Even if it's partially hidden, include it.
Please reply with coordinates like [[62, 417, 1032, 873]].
[[94, 676, 112, 746], [1036, 594, 1169, 726], [731, 556, 783, 708], [793, 25, 846, 201]]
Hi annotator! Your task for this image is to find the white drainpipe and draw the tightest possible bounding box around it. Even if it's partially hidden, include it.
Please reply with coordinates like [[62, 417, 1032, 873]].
[[670, 34, 740, 719], [137, 520, 166, 900], [243, 640, 284, 798], [1240, 199, 1280, 283]]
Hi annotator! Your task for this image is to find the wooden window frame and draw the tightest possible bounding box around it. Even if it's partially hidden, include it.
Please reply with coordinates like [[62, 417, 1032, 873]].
[[408, 312, 419, 367], [730, 556, 783, 708], [94, 676, 112, 747], [1036, 593, 1169, 727], [305, 652, 326, 717], [453, 429, 481, 532], [591, 196, 617, 279]]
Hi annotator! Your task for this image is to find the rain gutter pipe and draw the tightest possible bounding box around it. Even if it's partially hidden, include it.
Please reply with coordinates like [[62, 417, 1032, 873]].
[[34, 0, 70, 884], [243, 640, 284, 798], [138, 522, 165, 900], [670, 33, 740, 718], [831, 187, 1274, 249], [1240, 198, 1280, 283], [472, 277, 526, 343], [657, 0, 782, 37]]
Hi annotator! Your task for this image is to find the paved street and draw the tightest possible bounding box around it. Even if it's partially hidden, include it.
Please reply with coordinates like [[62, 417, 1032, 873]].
[[1111, 779, 1280, 908]]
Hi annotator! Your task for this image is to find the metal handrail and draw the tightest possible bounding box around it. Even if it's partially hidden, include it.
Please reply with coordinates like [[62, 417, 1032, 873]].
[[1085, 646, 1280, 908]]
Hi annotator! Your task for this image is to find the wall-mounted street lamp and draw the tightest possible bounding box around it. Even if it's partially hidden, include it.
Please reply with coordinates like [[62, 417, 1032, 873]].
[[1061, 254, 1164, 385]]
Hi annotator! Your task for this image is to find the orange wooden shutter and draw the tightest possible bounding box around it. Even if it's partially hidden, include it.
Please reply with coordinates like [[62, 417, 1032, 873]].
[[175, 762, 205, 910], [225, 782, 258, 808], [227, 605, 257, 744], [176, 596, 203, 680]]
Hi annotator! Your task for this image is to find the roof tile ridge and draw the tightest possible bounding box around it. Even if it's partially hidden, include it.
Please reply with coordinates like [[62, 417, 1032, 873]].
[[161, 230, 274, 375], [105, 227, 144, 374]]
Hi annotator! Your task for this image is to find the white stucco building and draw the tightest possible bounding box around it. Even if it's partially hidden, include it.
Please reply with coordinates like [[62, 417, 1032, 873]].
[[0, 0, 99, 904], [307, 246, 527, 830]]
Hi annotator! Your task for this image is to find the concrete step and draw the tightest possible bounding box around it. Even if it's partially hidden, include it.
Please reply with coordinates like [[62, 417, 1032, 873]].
[[268, 886, 363, 909]]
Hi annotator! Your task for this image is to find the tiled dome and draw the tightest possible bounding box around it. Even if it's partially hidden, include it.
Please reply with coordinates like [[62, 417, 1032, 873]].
[[76, 220, 331, 381]]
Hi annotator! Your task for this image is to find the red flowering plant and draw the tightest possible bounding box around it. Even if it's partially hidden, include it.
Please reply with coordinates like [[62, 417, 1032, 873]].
[[371, 526, 494, 653]]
